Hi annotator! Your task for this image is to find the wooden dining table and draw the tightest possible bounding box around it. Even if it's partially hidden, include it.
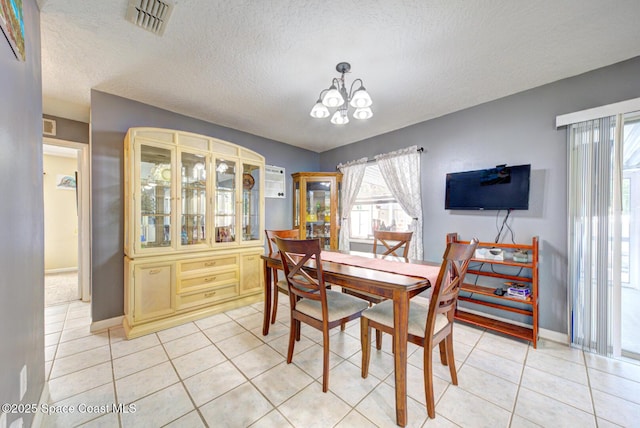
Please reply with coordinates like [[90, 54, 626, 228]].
[[261, 249, 438, 427]]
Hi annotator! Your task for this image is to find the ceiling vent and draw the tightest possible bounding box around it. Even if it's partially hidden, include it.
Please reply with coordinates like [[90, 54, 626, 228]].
[[43, 118, 57, 136], [126, 0, 173, 36]]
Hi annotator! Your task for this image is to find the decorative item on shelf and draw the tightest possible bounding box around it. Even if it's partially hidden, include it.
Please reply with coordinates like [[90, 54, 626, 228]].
[[216, 226, 234, 242], [504, 282, 530, 299], [474, 247, 504, 261], [507, 287, 531, 300], [513, 249, 529, 262], [243, 173, 255, 190], [310, 62, 373, 125], [150, 164, 171, 182]]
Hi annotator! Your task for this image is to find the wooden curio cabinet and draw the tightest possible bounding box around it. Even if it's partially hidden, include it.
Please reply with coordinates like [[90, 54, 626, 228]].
[[292, 172, 342, 250]]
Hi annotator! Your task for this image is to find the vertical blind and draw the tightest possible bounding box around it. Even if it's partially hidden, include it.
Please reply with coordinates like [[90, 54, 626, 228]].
[[568, 115, 622, 355]]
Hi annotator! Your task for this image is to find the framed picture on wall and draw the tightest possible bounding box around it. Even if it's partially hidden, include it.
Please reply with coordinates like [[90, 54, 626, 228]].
[[0, 0, 25, 61], [56, 174, 76, 190]]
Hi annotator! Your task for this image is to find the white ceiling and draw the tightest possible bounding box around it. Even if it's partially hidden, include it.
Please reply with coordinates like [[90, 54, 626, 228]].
[[39, 0, 640, 153]]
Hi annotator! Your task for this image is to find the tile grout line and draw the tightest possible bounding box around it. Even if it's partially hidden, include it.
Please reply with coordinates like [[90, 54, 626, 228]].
[[506, 341, 529, 427], [106, 325, 123, 428], [156, 326, 210, 428]]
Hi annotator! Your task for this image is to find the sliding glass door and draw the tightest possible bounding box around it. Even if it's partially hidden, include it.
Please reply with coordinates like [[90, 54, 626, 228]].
[[621, 113, 640, 359], [568, 109, 640, 360]]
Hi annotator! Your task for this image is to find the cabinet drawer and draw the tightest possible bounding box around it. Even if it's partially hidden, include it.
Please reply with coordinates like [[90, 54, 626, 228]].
[[176, 283, 238, 310], [177, 270, 238, 294], [180, 255, 238, 273]]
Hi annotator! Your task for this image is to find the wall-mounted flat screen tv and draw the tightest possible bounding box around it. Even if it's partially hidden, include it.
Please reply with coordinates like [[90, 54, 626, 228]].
[[445, 164, 531, 210]]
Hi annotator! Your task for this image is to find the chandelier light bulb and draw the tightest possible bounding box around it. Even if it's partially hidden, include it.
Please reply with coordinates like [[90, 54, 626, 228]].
[[322, 84, 344, 108], [310, 101, 330, 118], [350, 88, 372, 108], [330, 110, 349, 125], [353, 107, 373, 120]]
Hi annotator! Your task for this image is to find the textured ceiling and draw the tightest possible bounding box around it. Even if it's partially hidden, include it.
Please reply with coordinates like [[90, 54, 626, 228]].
[[39, 0, 640, 153]]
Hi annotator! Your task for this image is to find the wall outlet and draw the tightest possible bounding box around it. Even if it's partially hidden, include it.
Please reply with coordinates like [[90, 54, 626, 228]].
[[19, 365, 27, 401]]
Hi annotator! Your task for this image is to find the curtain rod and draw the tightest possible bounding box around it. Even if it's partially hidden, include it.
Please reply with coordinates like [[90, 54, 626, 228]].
[[364, 146, 423, 163]]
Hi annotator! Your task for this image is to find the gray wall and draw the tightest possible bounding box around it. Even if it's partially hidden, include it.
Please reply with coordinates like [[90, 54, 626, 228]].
[[90, 91, 319, 321], [320, 56, 640, 335], [43, 114, 90, 144], [0, 1, 44, 427]]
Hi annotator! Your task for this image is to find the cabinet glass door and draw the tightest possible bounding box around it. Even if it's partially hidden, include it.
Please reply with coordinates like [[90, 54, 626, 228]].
[[140, 144, 173, 249], [307, 180, 333, 249], [242, 163, 261, 242], [214, 158, 236, 243], [180, 151, 208, 247]]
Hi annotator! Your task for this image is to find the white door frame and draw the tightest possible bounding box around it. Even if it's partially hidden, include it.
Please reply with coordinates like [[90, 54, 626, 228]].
[[43, 137, 91, 302]]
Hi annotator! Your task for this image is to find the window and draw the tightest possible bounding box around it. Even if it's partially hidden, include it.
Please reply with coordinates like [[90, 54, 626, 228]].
[[349, 164, 412, 240]]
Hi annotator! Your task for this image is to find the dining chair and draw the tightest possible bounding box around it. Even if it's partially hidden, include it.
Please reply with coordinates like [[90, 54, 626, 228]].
[[343, 230, 414, 348], [275, 237, 370, 392], [372, 230, 413, 257], [360, 238, 479, 419], [265, 229, 300, 325]]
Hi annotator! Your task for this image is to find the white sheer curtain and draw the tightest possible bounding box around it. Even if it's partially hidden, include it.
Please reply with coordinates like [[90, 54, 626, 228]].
[[568, 115, 622, 356], [337, 158, 368, 251], [375, 146, 423, 260]]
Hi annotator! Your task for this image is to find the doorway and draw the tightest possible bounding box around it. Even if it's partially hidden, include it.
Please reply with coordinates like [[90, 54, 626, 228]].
[[43, 138, 90, 306], [621, 113, 640, 359]]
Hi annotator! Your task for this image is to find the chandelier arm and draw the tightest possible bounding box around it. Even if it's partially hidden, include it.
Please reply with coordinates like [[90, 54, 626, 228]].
[[348, 78, 365, 100], [316, 88, 329, 102]]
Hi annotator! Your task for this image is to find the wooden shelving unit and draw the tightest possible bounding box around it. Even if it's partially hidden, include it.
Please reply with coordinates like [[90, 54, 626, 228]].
[[447, 233, 539, 348]]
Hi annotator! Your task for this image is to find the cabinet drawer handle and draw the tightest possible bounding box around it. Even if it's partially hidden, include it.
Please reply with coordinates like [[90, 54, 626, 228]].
[[204, 277, 216, 282], [204, 291, 216, 298], [247, 257, 255, 261], [205, 261, 216, 267], [149, 269, 162, 274]]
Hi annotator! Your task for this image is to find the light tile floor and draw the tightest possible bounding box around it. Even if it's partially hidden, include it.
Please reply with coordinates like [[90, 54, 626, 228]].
[[43, 300, 640, 427]]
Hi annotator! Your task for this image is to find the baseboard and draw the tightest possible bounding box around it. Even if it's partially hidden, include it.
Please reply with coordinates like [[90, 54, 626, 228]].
[[538, 327, 569, 344], [90, 315, 123, 332], [378, 296, 570, 345], [44, 268, 78, 274], [31, 383, 50, 428]]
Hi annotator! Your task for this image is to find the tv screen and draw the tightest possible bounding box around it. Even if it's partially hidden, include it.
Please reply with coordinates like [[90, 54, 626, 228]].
[[445, 164, 531, 210]]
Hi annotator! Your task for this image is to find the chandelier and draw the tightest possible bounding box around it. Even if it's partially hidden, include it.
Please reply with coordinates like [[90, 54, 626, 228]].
[[310, 62, 373, 125]]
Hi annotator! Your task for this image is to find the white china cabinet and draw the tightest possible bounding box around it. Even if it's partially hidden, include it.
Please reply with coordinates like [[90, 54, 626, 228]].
[[123, 128, 264, 338]]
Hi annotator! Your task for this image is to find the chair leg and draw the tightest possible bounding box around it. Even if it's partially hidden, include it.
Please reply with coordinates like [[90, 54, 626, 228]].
[[445, 334, 458, 385], [423, 345, 436, 419], [361, 318, 371, 378], [340, 321, 346, 331], [271, 281, 279, 324], [438, 341, 447, 365], [322, 326, 330, 392], [375, 329, 382, 350], [295, 320, 301, 341], [287, 317, 297, 364]]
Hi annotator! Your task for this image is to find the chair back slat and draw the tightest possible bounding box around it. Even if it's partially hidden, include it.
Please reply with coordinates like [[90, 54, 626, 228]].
[[427, 239, 479, 331], [373, 230, 413, 257], [275, 237, 327, 303], [265, 229, 300, 253]]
